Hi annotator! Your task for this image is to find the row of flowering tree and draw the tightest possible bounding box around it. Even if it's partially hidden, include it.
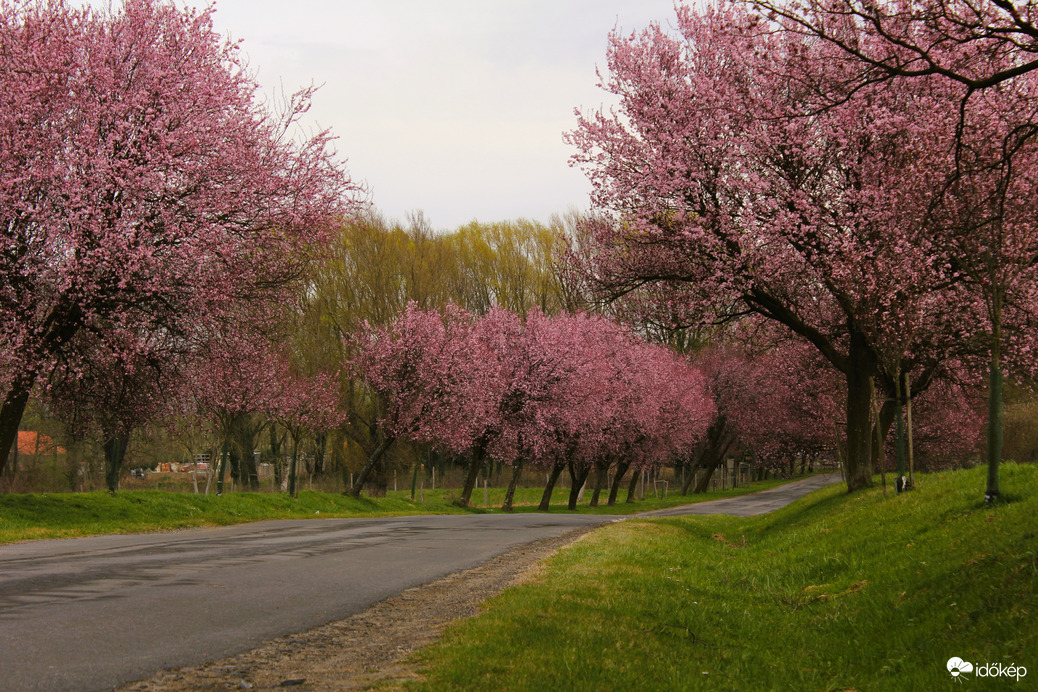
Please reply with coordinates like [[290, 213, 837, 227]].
[[346, 303, 715, 508], [735, 0, 1038, 501], [680, 336, 984, 493], [566, 0, 1035, 498]]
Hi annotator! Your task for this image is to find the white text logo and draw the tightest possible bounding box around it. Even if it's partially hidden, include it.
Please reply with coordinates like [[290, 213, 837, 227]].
[[947, 657, 1028, 682]]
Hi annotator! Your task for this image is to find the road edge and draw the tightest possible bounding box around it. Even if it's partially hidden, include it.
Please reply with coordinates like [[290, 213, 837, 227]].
[[118, 524, 602, 691]]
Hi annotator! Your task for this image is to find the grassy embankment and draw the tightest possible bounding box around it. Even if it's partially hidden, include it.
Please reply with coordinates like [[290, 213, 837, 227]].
[[406, 463, 1037, 691], [0, 475, 799, 544]]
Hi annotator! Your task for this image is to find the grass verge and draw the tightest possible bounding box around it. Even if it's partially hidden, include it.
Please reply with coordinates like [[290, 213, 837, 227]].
[[405, 463, 1038, 691], [0, 475, 799, 544]]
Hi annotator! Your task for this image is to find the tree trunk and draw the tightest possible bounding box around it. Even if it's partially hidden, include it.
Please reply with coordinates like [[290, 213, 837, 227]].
[[986, 303, 1003, 503], [538, 462, 565, 511], [0, 371, 36, 478], [893, 374, 907, 485], [870, 396, 898, 477], [502, 460, 525, 512], [694, 436, 735, 494], [683, 418, 730, 494], [694, 458, 721, 493], [608, 459, 632, 506], [9, 422, 18, 480], [0, 379, 35, 481], [681, 456, 701, 495], [0, 382, 35, 481], [271, 424, 283, 488], [288, 433, 300, 497], [626, 466, 641, 503], [245, 448, 259, 490], [314, 432, 327, 477], [589, 457, 611, 507], [872, 387, 887, 495], [567, 461, 591, 510], [103, 430, 131, 493], [457, 443, 486, 507], [844, 331, 877, 492], [349, 436, 395, 497], [905, 374, 915, 489], [231, 415, 260, 491], [228, 444, 242, 488], [216, 439, 229, 495]]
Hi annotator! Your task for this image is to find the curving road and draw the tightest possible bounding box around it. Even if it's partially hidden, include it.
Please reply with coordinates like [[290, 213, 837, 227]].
[[640, 472, 842, 517], [0, 473, 840, 691]]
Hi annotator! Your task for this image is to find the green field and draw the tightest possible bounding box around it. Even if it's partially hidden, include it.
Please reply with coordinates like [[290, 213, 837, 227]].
[[0, 475, 796, 544], [407, 463, 1038, 691]]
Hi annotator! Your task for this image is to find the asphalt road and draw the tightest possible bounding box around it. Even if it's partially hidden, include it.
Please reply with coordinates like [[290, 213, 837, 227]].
[[640, 472, 843, 517], [0, 474, 841, 691]]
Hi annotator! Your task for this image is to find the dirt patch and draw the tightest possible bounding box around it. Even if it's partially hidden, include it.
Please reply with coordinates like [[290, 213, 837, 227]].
[[118, 525, 598, 691]]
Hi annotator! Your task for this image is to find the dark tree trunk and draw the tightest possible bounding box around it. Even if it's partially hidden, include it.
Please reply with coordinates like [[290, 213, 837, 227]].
[[626, 466, 641, 503], [231, 415, 260, 491], [288, 433, 300, 497], [349, 436, 395, 497], [683, 417, 730, 495], [608, 459, 632, 506], [892, 375, 907, 481], [589, 457, 611, 507], [371, 460, 389, 497], [9, 426, 18, 479], [228, 445, 242, 487], [244, 449, 259, 490], [502, 460, 525, 511], [871, 396, 898, 476], [216, 439, 229, 495], [694, 458, 722, 493], [693, 435, 735, 494], [681, 457, 700, 495], [457, 443, 487, 507], [103, 430, 131, 493], [844, 331, 877, 492], [567, 460, 591, 510], [539, 462, 566, 511], [986, 300, 1003, 502], [314, 432, 328, 476], [0, 370, 35, 478]]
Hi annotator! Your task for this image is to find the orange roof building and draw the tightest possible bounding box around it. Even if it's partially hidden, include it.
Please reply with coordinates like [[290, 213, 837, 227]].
[[16, 431, 66, 456]]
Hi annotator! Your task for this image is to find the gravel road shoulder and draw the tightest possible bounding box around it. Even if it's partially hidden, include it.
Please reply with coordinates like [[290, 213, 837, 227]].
[[118, 525, 600, 691]]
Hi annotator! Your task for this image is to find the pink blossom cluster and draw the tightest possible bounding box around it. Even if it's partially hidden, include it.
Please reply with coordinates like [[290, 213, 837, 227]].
[[348, 303, 715, 484]]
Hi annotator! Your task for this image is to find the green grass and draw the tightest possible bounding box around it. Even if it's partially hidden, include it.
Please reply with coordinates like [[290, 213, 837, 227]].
[[406, 463, 1038, 691], [0, 475, 797, 544]]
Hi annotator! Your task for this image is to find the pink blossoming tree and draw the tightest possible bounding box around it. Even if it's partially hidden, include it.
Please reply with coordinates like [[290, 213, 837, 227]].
[[741, 0, 1038, 500], [0, 0, 358, 475], [346, 303, 477, 498], [189, 332, 289, 494], [566, 1, 1002, 492], [269, 366, 345, 497]]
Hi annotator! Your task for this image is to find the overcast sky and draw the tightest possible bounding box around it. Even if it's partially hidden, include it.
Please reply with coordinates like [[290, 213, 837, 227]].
[[108, 0, 682, 230]]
